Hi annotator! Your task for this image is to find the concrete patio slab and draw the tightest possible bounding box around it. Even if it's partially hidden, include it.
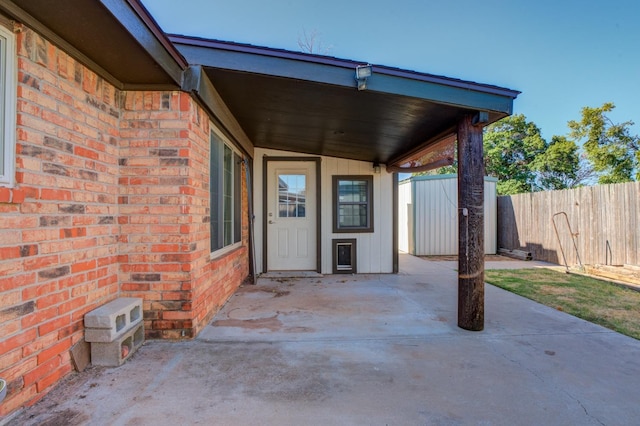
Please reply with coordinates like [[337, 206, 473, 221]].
[[6, 255, 640, 425]]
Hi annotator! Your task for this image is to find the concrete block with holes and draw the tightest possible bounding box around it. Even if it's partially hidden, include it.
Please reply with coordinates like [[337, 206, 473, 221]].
[[85, 297, 145, 367], [84, 298, 142, 342], [90, 322, 145, 367]]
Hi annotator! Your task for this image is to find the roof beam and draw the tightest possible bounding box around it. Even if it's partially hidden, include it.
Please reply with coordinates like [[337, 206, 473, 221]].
[[176, 42, 355, 88], [182, 66, 254, 158], [172, 36, 518, 115], [367, 74, 514, 115]]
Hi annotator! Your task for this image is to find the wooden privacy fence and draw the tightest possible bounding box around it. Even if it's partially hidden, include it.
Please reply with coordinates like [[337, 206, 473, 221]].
[[497, 182, 640, 266]]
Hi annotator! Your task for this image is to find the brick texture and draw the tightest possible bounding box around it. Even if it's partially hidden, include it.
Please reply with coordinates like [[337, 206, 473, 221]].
[[0, 26, 249, 418], [118, 91, 249, 339], [0, 27, 120, 417]]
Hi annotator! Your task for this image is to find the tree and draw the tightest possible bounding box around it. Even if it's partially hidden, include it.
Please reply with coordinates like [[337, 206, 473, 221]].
[[567, 103, 639, 184], [483, 114, 547, 195], [297, 28, 332, 55], [531, 135, 582, 190], [571, 154, 597, 188]]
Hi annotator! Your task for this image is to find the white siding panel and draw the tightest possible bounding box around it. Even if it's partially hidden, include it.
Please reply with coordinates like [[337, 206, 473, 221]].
[[484, 178, 497, 254], [402, 175, 497, 256], [255, 148, 394, 274], [415, 177, 457, 255]]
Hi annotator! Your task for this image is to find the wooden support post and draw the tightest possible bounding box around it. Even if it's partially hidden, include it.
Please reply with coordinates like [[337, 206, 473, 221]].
[[457, 113, 485, 331]]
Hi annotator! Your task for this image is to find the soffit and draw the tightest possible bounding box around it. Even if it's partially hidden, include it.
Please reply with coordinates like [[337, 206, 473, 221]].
[[173, 36, 519, 165], [0, 0, 184, 89]]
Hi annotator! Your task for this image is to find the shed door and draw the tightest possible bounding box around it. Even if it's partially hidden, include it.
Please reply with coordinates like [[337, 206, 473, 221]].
[[266, 161, 317, 271]]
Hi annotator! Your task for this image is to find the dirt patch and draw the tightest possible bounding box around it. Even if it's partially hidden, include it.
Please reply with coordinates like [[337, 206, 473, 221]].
[[213, 315, 282, 331], [420, 255, 514, 262], [592, 307, 640, 323], [584, 265, 640, 288], [269, 289, 290, 297], [237, 285, 292, 297], [9, 371, 100, 426], [182, 343, 350, 403], [285, 326, 315, 333], [538, 285, 577, 296], [35, 409, 89, 426]]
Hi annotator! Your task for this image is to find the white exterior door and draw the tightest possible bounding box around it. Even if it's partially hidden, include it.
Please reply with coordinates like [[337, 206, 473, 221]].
[[266, 161, 316, 271]]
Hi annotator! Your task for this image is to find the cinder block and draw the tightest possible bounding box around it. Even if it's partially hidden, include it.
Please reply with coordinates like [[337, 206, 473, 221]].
[[84, 298, 142, 342], [85, 322, 138, 343], [91, 322, 145, 367]]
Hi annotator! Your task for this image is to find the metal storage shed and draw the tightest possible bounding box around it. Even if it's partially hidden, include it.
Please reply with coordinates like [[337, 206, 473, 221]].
[[399, 174, 497, 256]]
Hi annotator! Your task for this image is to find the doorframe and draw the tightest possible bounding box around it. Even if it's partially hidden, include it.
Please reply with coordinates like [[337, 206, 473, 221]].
[[262, 156, 322, 273]]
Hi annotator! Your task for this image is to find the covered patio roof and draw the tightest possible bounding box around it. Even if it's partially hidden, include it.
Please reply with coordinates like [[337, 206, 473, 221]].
[[1, 0, 519, 167], [172, 35, 520, 166], [0, 0, 186, 90]]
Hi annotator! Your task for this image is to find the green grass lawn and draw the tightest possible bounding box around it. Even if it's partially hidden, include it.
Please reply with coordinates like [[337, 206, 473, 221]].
[[485, 268, 640, 340]]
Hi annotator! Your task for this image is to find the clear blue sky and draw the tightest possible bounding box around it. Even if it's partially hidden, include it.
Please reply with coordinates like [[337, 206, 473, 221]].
[[142, 0, 639, 141]]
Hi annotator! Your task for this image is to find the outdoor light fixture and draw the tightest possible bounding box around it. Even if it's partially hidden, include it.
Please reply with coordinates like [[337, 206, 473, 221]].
[[372, 162, 381, 173], [355, 64, 372, 90]]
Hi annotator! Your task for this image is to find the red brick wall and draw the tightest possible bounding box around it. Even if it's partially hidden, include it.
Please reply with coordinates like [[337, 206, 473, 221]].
[[0, 25, 249, 417], [185, 110, 250, 337], [0, 27, 121, 415], [118, 91, 249, 339]]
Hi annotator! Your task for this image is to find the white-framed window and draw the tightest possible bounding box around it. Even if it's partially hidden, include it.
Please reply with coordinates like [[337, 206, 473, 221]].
[[0, 23, 16, 187], [210, 126, 242, 254]]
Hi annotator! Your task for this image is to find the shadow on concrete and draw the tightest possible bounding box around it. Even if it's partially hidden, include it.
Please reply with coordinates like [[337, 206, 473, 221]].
[[7, 255, 640, 426]]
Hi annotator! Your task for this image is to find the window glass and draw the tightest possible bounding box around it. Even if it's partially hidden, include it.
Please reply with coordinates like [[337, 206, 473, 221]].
[[210, 129, 242, 253], [338, 180, 368, 203], [0, 25, 16, 187], [333, 176, 373, 232], [278, 174, 306, 218], [223, 145, 233, 246], [338, 204, 368, 228], [210, 133, 221, 250], [0, 34, 5, 178], [233, 152, 242, 243]]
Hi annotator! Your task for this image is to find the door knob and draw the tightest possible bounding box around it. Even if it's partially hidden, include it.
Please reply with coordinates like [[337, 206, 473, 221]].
[[269, 220, 275, 224]]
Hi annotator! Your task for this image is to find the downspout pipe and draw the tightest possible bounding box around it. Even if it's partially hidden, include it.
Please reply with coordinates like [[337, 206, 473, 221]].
[[243, 158, 257, 284]]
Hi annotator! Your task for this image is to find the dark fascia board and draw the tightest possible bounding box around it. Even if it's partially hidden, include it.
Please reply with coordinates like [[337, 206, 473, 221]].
[[104, 0, 187, 83], [170, 35, 520, 115], [182, 66, 254, 158], [0, 0, 123, 89], [124, 0, 188, 69], [0, 0, 185, 89]]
